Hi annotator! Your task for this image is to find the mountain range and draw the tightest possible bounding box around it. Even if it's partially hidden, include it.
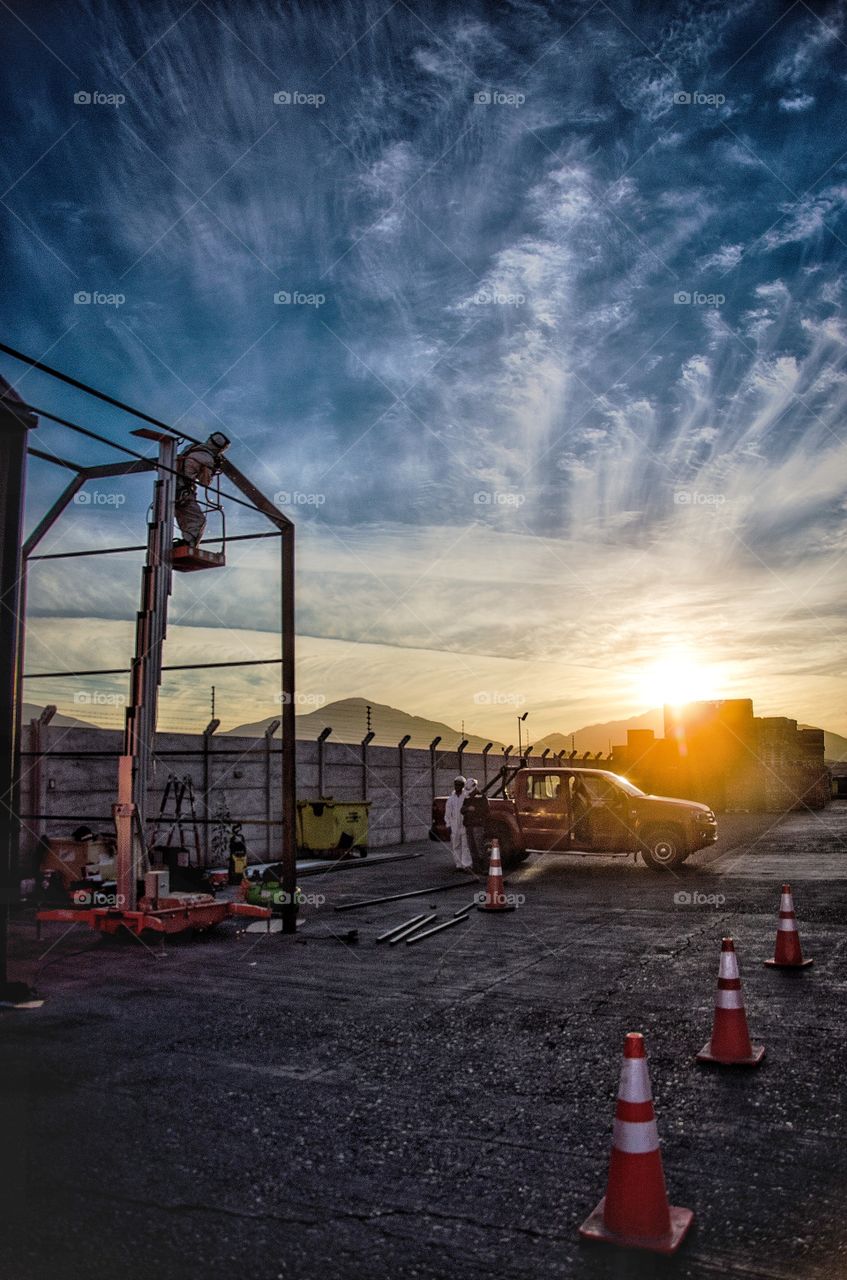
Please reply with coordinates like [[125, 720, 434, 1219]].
[[225, 698, 847, 761], [20, 697, 847, 761]]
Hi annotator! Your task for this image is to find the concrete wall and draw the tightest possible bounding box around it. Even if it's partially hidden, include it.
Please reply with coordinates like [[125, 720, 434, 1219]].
[[19, 723, 586, 868]]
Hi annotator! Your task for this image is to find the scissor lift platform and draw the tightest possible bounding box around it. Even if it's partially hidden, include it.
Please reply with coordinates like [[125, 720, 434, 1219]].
[[171, 545, 226, 572]]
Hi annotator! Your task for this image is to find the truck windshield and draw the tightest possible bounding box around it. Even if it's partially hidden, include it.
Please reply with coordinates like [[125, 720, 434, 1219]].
[[605, 773, 645, 797]]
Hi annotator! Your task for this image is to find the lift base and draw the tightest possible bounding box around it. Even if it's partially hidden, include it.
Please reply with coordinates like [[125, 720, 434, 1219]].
[[37, 895, 270, 936]]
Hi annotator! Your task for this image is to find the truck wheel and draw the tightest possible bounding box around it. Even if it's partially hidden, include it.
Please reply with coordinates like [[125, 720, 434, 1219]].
[[640, 826, 688, 871], [473, 826, 522, 874]]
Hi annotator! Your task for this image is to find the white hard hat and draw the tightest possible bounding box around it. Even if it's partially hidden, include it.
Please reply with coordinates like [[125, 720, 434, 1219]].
[[454, 775, 466, 786], [464, 777, 479, 791]]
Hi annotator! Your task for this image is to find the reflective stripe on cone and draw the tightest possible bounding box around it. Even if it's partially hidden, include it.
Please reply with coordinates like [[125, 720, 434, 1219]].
[[579, 1032, 694, 1255]]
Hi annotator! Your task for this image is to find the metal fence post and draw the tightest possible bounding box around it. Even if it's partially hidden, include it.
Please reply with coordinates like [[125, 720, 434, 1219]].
[[202, 718, 219, 865], [264, 718, 280, 860], [361, 730, 374, 799], [398, 735, 411, 843], [317, 726, 332, 797], [429, 735, 441, 803]]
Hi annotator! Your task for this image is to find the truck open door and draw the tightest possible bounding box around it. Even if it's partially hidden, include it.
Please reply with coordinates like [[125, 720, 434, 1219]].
[[516, 772, 573, 851]]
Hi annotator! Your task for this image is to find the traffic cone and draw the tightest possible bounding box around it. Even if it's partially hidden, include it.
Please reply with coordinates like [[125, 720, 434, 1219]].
[[764, 883, 813, 968], [697, 937, 764, 1066], [579, 1032, 693, 1255], [477, 838, 515, 912]]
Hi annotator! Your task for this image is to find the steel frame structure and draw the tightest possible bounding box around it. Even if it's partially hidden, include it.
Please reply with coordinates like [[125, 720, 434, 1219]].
[[0, 347, 299, 945]]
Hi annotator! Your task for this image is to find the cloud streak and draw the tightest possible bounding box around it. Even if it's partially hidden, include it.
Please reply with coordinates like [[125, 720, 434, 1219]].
[[3, 0, 847, 734]]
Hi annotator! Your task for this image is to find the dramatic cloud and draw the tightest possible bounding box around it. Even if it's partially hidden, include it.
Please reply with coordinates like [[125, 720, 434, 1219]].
[[3, 0, 846, 736]]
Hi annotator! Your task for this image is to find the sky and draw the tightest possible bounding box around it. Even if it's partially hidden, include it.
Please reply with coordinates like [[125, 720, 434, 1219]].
[[2, 0, 847, 739]]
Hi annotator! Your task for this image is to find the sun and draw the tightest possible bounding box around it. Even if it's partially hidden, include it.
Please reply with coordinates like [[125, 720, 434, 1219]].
[[636, 651, 718, 710]]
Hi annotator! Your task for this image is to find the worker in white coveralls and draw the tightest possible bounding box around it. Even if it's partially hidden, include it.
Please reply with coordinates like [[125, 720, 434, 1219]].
[[174, 431, 230, 549], [444, 776, 472, 871]]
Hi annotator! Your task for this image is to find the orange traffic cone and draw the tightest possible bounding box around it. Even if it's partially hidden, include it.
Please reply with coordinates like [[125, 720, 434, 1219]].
[[697, 937, 764, 1066], [764, 883, 813, 968], [477, 838, 515, 912], [580, 1032, 693, 1255]]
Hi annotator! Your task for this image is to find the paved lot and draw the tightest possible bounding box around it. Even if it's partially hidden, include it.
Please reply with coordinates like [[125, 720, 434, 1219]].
[[2, 804, 846, 1280]]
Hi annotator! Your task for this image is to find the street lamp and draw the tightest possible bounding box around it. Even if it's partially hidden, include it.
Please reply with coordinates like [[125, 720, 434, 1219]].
[[517, 711, 528, 757]]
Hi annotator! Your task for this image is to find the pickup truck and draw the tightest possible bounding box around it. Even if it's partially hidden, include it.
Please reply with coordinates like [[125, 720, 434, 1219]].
[[431, 766, 717, 871]]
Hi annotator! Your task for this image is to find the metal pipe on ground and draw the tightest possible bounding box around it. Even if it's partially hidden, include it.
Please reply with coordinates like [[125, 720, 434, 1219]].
[[389, 913, 438, 945], [453, 900, 479, 916], [406, 915, 469, 945], [334, 878, 477, 912], [376, 912, 428, 943]]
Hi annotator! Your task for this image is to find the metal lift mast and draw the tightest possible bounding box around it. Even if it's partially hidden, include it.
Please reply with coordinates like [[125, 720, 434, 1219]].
[[115, 431, 178, 911]]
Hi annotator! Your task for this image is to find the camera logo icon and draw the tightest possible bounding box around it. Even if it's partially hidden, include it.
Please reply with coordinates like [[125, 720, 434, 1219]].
[[474, 91, 491, 105], [273, 91, 292, 104], [74, 291, 92, 304], [673, 891, 692, 904], [673, 92, 691, 104], [74, 91, 92, 105]]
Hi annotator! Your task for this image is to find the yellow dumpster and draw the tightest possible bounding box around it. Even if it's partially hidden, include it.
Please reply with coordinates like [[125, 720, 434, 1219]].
[[297, 799, 370, 858]]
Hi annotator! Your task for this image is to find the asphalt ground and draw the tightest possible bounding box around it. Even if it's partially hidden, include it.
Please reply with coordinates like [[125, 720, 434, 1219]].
[[2, 803, 846, 1280]]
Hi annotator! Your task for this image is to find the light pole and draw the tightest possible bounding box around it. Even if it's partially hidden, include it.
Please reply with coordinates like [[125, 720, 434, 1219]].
[[517, 711, 528, 757]]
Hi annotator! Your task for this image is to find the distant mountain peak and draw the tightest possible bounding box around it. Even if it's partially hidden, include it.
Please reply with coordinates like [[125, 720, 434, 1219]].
[[225, 696, 504, 751]]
